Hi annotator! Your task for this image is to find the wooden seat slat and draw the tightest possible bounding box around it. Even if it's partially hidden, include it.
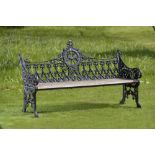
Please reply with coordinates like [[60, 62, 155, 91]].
[[37, 78, 139, 90]]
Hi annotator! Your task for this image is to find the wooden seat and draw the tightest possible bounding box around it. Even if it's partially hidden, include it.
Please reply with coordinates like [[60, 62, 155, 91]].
[[37, 78, 139, 90]]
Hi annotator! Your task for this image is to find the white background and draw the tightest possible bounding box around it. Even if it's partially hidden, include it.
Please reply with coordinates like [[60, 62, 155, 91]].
[[0, 0, 154, 25], [0, 130, 155, 155], [0, 0, 155, 155]]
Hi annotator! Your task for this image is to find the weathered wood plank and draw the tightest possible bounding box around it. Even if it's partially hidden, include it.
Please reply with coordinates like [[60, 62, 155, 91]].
[[37, 78, 139, 90]]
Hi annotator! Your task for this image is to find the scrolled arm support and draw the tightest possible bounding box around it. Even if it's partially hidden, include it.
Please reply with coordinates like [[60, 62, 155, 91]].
[[120, 67, 142, 79], [116, 51, 142, 80], [19, 53, 38, 92], [24, 73, 38, 88], [23, 73, 39, 94]]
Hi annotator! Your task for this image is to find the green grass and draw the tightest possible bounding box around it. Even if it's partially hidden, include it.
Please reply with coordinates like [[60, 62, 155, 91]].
[[0, 26, 155, 128]]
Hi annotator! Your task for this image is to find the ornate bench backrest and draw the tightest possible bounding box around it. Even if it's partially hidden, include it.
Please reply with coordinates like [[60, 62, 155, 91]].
[[20, 40, 120, 83]]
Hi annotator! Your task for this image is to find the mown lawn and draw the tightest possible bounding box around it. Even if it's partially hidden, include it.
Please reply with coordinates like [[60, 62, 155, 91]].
[[0, 26, 155, 128]]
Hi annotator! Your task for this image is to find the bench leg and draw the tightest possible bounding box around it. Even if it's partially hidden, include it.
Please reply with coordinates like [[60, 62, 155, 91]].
[[23, 88, 39, 117], [31, 92, 39, 117], [120, 84, 126, 104], [120, 83, 141, 108], [134, 84, 141, 108], [23, 90, 29, 112]]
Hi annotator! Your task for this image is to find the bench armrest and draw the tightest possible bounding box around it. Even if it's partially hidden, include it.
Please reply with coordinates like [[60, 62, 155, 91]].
[[19, 53, 39, 88], [116, 52, 142, 80], [24, 73, 39, 87], [120, 67, 142, 79]]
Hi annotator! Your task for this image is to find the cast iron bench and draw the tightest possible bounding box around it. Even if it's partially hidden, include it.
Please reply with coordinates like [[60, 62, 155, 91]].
[[19, 40, 142, 117]]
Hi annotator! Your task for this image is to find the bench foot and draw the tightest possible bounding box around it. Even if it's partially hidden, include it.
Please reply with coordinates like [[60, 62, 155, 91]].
[[22, 103, 27, 112], [34, 112, 39, 117], [120, 99, 125, 104], [22, 108, 27, 112], [136, 103, 141, 108]]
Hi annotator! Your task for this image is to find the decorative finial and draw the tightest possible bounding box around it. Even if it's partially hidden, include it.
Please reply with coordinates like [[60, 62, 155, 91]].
[[116, 50, 121, 58], [67, 40, 73, 48]]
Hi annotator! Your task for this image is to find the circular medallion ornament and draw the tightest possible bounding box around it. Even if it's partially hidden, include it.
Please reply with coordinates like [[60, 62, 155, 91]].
[[63, 48, 81, 68]]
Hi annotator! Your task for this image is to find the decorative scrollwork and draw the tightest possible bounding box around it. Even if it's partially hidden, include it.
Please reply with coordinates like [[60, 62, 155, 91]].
[[63, 48, 81, 68], [19, 40, 142, 116], [116, 51, 142, 79], [19, 42, 142, 84], [120, 83, 141, 108], [62, 40, 81, 69], [121, 68, 142, 79]]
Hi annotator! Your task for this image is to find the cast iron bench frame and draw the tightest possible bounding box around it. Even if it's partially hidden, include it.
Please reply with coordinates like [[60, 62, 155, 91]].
[[19, 40, 142, 117]]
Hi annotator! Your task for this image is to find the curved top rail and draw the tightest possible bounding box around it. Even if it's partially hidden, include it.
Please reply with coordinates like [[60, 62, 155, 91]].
[[26, 40, 120, 65]]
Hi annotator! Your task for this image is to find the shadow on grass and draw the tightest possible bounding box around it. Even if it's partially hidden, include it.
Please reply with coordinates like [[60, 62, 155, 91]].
[[0, 26, 25, 29], [37, 102, 135, 113], [0, 125, 2, 129]]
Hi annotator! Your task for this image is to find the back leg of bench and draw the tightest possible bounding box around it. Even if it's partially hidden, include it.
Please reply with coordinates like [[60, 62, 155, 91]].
[[134, 84, 141, 108], [23, 90, 29, 112], [31, 92, 39, 117], [120, 84, 126, 104]]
